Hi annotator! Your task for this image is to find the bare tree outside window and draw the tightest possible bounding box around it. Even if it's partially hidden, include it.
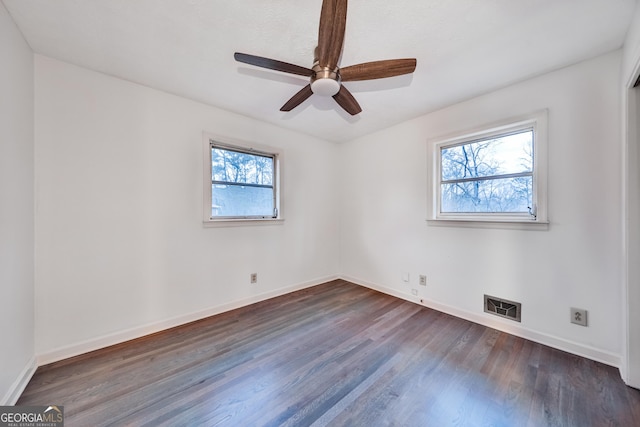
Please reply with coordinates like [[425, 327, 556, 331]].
[[210, 146, 276, 218], [440, 130, 533, 213]]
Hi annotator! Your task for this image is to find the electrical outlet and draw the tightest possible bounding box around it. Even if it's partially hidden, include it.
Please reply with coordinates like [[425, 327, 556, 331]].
[[411, 289, 418, 296], [570, 307, 587, 326], [419, 275, 427, 286], [250, 273, 257, 284]]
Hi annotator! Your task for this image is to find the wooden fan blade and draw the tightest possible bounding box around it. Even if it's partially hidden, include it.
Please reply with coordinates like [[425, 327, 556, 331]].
[[317, 0, 347, 68], [280, 85, 313, 112], [234, 52, 313, 77], [317, 0, 335, 65], [340, 58, 417, 82], [332, 85, 361, 115]]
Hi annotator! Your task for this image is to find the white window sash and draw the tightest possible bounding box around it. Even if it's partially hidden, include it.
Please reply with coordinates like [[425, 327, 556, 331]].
[[427, 110, 548, 226]]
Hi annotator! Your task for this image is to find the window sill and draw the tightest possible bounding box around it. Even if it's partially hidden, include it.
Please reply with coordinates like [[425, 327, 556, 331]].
[[426, 218, 549, 230], [203, 218, 285, 228]]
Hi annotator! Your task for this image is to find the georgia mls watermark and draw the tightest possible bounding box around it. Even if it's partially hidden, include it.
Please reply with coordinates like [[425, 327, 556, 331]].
[[0, 406, 63, 427]]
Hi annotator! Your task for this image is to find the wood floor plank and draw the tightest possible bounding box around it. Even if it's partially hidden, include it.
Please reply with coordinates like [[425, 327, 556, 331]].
[[17, 280, 640, 426]]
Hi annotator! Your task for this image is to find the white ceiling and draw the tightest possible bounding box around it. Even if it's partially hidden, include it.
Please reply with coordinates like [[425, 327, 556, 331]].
[[3, 0, 636, 142]]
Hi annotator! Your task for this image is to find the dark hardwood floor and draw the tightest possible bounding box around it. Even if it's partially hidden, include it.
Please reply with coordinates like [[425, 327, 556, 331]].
[[18, 280, 640, 426]]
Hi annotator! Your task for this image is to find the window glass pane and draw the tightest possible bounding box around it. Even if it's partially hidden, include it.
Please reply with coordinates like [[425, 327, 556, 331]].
[[209, 145, 276, 218], [441, 130, 533, 181], [211, 185, 274, 217], [211, 148, 273, 185], [441, 176, 532, 213]]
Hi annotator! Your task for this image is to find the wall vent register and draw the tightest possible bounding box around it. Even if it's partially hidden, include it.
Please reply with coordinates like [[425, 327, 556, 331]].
[[484, 295, 522, 322]]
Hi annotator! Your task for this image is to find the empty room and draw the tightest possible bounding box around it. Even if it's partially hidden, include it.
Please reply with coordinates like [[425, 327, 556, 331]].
[[2, 0, 640, 425]]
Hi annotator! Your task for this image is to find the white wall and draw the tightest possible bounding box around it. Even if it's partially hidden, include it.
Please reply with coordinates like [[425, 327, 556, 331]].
[[34, 56, 340, 361], [339, 51, 623, 365], [0, 3, 35, 404]]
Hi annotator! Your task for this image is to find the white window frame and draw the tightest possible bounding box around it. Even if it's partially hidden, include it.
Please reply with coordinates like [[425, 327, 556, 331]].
[[203, 132, 283, 226], [427, 110, 548, 227]]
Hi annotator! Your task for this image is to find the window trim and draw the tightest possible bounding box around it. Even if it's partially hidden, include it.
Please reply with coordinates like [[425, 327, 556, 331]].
[[203, 133, 283, 226], [427, 110, 548, 227]]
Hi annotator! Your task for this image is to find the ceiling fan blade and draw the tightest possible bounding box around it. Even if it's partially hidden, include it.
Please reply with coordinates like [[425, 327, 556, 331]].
[[280, 85, 314, 112], [317, 0, 347, 68], [340, 58, 417, 82], [332, 85, 361, 115], [234, 52, 313, 77]]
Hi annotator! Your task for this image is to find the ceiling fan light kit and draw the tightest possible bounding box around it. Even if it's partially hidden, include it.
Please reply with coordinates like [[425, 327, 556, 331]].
[[234, 0, 416, 116], [310, 65, 340, 96], [311, 78, 340, 96]]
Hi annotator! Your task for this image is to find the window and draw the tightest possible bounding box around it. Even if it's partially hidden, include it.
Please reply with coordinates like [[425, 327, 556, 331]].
[[203, 134, 282, 223], [428, 111, 548, 225]]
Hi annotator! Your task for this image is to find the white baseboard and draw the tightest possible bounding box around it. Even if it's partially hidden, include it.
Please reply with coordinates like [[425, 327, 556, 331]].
[[2, 356, 37, 405], [341, 274, 622, 369], [37, 275, 337, 366], [33, 273, 622, 378]]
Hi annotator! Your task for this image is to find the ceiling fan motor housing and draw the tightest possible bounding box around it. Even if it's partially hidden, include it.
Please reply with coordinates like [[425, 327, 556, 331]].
[[310, 64, 340, 96]]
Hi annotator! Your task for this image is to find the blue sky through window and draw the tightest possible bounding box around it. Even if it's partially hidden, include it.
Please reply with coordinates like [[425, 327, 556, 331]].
[[440, 130, 533, 213]]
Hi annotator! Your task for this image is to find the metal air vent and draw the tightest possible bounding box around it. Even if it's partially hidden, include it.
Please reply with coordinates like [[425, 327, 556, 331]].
[[484, 295, 521, 322]]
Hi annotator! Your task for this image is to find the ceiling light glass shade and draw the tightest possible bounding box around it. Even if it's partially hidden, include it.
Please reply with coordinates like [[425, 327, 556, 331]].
[[310, 78, 340, 96]]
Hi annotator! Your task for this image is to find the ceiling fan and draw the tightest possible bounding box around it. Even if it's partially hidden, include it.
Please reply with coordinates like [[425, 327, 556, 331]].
[[234, 0, 416, 116]]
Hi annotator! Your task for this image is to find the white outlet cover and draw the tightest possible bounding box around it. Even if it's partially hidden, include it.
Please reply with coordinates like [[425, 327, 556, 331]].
[[570, 307, 588, 326]]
